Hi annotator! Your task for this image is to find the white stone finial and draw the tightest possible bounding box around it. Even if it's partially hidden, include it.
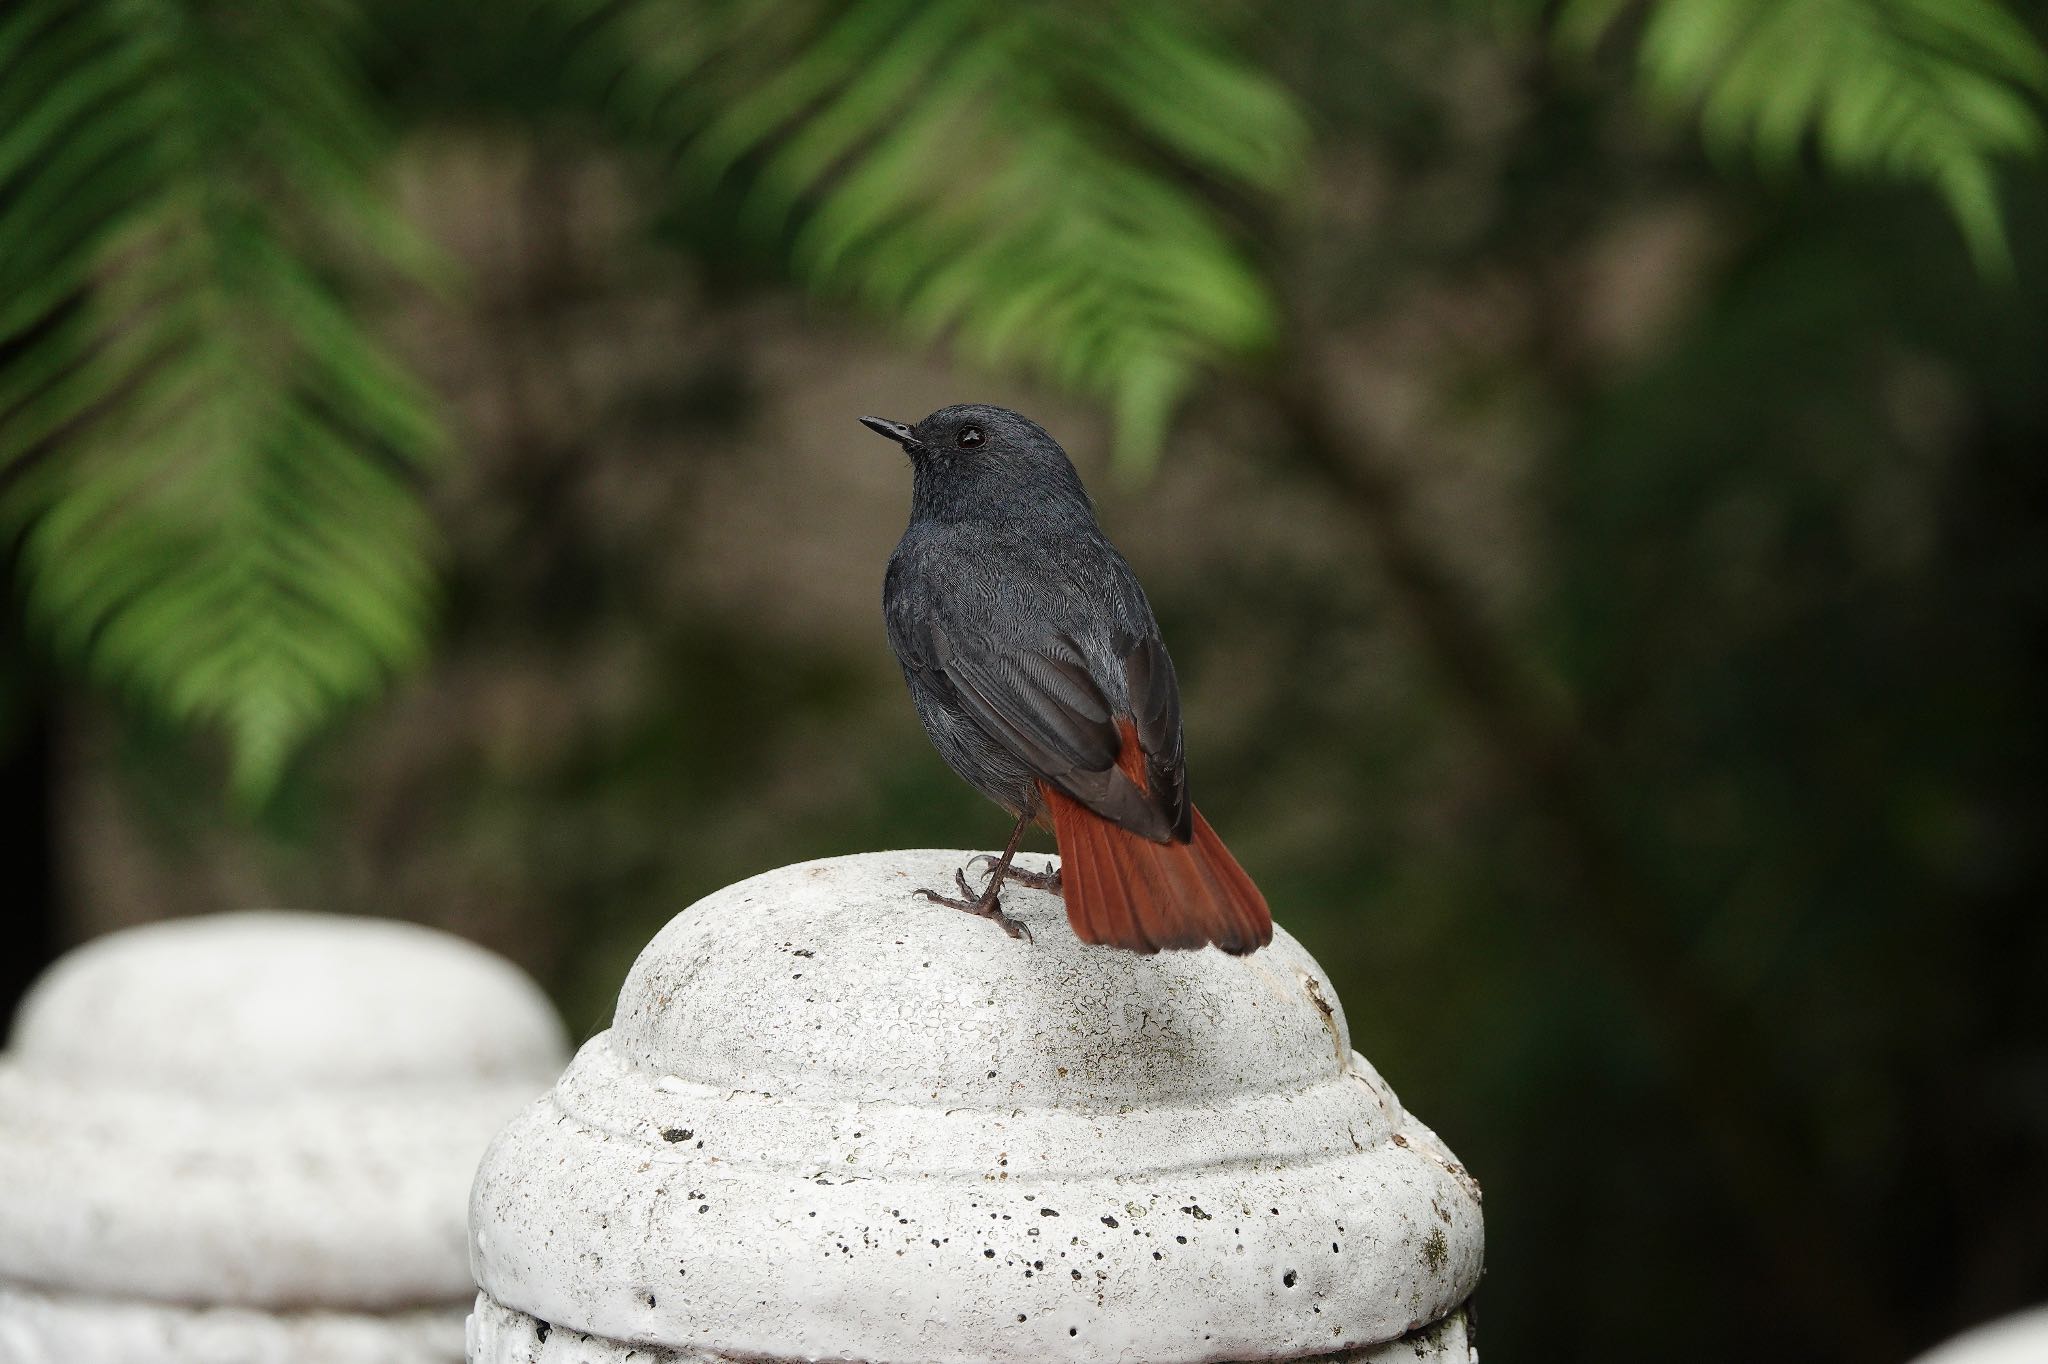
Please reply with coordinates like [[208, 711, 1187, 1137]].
[[1909, 1307, 2048, 1364], [0, 910, 569, 1364], [467, 851, 1484, 1363]]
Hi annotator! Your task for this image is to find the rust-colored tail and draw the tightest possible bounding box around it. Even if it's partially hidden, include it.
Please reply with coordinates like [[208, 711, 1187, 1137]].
[[1039, 782, 1273, 955]]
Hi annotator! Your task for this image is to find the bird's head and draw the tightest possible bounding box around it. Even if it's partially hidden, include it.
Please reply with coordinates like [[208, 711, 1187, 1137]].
[[858, 403, 1092, 523]]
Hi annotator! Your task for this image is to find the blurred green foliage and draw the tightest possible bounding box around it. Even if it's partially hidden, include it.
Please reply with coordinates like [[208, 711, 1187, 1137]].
[[1560, 0, 2048, 271], [546, 0, 1306, 463], [5, 0, 2045, 786], [1, 0, 446, 795]]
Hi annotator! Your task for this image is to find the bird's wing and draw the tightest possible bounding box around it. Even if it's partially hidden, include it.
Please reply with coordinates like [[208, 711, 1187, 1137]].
[[1121, 633, 1190, 838], [927, 621, 1190, 844]]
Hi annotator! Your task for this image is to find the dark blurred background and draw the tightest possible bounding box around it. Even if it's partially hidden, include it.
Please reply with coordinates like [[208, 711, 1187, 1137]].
[[4, 2, 2047, 1360]]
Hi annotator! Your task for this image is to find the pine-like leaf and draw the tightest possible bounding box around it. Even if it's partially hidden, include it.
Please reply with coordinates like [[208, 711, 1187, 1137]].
[[0, 0, 443, 797], [1560, 0, 2048, 271], [540, 0, 1305, 470]]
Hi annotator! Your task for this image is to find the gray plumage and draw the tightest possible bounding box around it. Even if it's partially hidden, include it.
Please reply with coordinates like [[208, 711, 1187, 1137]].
[[874, 404, 1192, 845]]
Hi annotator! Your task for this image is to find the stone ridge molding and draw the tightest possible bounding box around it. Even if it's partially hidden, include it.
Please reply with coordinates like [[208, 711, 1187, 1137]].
[[0, 1283, 459, 1364], [467, 850, 1484, 1364], [466, 1294, 1476, 1363]]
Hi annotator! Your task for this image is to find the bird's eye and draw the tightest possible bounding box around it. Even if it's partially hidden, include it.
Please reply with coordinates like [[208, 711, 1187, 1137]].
[[957, 426, 985, 449]]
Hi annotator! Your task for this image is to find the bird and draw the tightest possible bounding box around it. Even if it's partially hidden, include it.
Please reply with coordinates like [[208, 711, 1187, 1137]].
[[860, 403, 1272, 955]]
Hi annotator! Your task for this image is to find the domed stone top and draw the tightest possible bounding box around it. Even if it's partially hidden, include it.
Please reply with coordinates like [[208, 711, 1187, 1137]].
[[0, 911, 568, 1312], [9, 911, 564, 1094], [611, 852, 1353, 1111], [470, 852, 1484, 1364]]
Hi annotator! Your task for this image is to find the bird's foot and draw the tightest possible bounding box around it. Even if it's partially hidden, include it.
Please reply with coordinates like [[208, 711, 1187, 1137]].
[[970, 853, 1061, 894], [915, 867, 1034, 941]]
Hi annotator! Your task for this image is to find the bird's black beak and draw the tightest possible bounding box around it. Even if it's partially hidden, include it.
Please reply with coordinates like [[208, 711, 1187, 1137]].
[[858, 415, 920, 451]]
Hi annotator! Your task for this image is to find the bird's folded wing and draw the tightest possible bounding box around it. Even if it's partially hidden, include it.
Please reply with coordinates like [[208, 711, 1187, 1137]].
[[928, 623, 1180, 843], [1120, 635, 1191, 840]]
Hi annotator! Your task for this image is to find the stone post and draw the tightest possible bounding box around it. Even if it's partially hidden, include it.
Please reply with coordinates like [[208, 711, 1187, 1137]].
[[1910, 1307, 2048, 1364], [467, 850, 1484, 1362], [0, 911, 567, 1364]]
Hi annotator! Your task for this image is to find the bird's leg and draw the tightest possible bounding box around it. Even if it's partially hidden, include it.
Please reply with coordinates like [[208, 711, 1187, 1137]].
[[966, 805, 1060, 892], [915, 813, 1035, 941]]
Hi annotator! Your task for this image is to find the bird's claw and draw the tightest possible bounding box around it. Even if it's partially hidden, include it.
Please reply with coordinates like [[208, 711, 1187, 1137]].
[[914, 880, 1034, 942], [988, 909, 1033, 942]]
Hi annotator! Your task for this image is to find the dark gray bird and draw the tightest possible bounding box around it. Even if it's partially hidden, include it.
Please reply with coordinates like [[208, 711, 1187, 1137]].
[[860, 403, 1271, 954]]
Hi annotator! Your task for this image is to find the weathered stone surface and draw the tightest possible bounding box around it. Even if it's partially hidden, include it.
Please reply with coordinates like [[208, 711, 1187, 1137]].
[[0, 911, 567, 1364], [468, 851, 1483, 1363]]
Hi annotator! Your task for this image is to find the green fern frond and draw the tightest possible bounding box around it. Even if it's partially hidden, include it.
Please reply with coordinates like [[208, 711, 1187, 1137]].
[[0, 0, 444, 799], [545, 0, 1305, 471], [1560, 0, 2048, 272]]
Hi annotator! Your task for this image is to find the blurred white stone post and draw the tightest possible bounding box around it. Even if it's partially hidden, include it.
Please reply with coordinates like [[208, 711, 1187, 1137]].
[[0, 911, 567, 1364], [1910, 1307, 2048, 1364], [467, 850, 1484, 1363]]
